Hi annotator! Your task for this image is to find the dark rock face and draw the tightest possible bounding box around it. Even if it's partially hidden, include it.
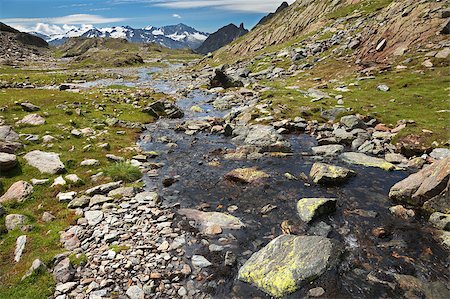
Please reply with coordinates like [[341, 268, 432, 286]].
[[196, 23, 248, 54], [209, 68, 244, 89], [255, 1, 289, 28], [0, 22, 48, 48]]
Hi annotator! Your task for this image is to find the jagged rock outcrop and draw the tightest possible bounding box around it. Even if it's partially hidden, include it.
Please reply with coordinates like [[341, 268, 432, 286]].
[[255, 1, 289, 28], [196, 23, 248, 54]]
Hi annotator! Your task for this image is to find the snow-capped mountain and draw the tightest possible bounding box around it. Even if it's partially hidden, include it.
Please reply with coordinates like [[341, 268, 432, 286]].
[[32, 23, 209, 49]]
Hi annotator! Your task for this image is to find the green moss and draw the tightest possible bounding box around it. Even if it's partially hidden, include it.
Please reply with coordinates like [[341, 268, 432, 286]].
[[109, 244, 130, 253], [68, 253, 87, 267]]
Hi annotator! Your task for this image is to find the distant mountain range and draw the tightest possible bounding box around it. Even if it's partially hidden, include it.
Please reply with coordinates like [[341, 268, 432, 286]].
[[30, 23, 209, 49]]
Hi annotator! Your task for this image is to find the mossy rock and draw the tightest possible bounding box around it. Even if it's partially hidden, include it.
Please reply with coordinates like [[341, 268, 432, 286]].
[[297, 198, 337, 223], [238, 235, 342, 298]]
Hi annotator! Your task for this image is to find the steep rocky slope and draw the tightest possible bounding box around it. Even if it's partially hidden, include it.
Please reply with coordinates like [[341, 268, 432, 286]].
[[195, 23, 248, 55], [0, 22, 48, 64], [254, 1, 289, 28], [217, 0, 449, 64]]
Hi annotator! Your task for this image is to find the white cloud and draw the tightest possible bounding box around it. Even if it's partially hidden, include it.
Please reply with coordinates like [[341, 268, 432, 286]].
[[111, 0, 296, 13], [34, 23, 66, 35], [172, 14, 182, 18], [1, 14, 126, 26]]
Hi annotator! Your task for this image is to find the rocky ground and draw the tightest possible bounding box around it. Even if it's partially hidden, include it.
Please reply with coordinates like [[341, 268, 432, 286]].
[[1, 1, 449, 298], [1, 58, 449, 298]]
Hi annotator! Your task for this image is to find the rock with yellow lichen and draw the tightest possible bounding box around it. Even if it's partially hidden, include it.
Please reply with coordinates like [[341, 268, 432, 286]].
[[297, 198, 337, 222], [238, 235, 342, 298], [310, 162, 355, 184], [340, 152, 398, 171], [225, 167, 269, 184]]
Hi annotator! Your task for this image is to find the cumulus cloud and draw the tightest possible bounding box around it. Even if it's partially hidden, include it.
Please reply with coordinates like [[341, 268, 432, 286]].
[[172, 14, 182, 18]]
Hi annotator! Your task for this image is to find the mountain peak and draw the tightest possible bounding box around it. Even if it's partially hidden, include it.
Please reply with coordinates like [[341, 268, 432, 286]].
[[195, 23, 248, 55]]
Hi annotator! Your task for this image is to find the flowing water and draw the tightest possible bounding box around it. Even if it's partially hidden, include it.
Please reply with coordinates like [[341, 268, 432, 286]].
[[92, 66, 450, 298]]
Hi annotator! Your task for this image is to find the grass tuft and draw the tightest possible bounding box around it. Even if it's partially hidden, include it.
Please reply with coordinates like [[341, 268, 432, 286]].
[[103, 162, 142, 183]]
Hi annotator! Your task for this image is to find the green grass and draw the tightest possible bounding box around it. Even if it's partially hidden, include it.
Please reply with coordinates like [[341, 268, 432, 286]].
[[0, 267, 55, 299], [103, 162, 142, 183], [327, 0, 394, 19], [0, 86, 166, 293], [248, 56, 449, 147], [0, 66, 114, 86], [54, 37, 201, 69]]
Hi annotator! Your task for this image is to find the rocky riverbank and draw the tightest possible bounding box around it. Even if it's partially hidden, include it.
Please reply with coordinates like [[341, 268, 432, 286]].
[[1, 61, 449, 299]]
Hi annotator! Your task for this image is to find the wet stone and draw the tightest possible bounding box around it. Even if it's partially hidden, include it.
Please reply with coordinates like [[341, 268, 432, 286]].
[[429, 212, 450, 231], [238, 235, 342, 297], [297, 198, 337, 223], [310, 162, 355, 185]]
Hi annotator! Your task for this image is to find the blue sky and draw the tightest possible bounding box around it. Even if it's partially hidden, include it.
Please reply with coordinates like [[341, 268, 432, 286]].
[[0, 0, 295, 34]]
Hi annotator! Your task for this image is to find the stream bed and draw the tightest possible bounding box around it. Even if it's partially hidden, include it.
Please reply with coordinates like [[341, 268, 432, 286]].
[[91, 66, 450, 298]]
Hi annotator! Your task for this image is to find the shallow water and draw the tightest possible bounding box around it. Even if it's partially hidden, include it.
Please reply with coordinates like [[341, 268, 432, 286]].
[[133, 67, 450, 298]]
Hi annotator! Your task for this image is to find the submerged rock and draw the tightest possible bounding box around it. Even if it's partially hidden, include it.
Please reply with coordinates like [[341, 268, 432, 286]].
[[312, 144, 344, 157], [178, 208, 244, 234], [340, 152, 397, 171], [225, 167, 269, 184], [429, 212, 450, 231], [238, 235, 342, 297], [297, 198, 337, 222], [310, 162, 355, 184]]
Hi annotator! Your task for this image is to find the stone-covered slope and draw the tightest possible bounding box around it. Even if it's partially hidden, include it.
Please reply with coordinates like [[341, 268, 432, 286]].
[[0, 22, 48, 64], [217, 0, 449, 63]]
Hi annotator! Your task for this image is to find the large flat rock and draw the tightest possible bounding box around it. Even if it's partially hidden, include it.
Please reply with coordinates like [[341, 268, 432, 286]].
[[238, 235, 342, 297], [340, 152, 397, 171], [23, 150, 65, 174]]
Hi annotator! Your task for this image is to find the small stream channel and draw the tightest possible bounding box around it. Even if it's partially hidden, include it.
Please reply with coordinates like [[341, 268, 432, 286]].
[[90, 66, 449, 298]]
